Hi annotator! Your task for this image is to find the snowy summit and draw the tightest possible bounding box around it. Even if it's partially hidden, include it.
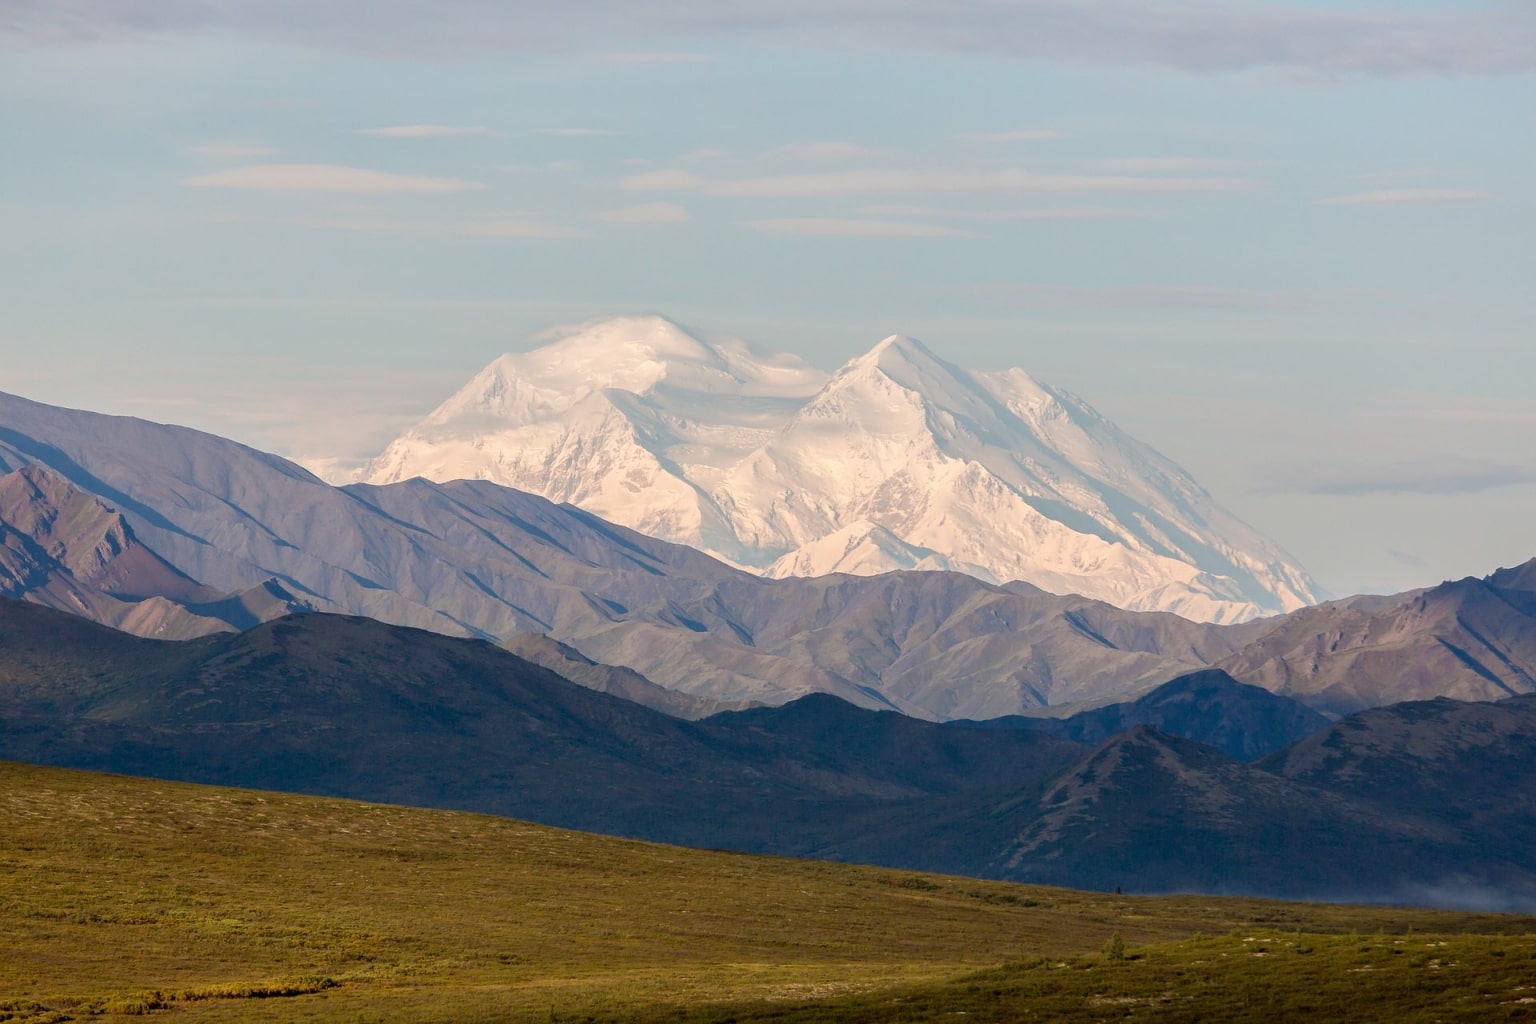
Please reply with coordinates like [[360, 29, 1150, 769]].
[[358, 315, 1318, 623]]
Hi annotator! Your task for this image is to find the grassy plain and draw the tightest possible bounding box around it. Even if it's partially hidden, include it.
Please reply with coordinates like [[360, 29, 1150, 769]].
[[2, 759, 1533, 1022]]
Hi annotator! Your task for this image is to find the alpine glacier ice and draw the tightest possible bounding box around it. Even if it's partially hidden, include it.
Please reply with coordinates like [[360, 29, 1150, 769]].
[[358, 315, 1318, 622]]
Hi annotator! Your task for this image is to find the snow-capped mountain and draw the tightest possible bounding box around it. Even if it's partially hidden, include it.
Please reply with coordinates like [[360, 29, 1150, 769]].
[[358, 315, 1318, 622], [359, 315, 827, 562]]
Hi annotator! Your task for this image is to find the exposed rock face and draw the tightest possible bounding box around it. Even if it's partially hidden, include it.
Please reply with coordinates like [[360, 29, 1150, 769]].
[[0, 464, 310, 639], [0, 465, 228, 638], [0, 464, 203, 598]]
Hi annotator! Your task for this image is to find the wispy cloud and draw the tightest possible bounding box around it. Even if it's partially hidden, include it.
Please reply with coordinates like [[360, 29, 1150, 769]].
[[500, 159, 581, 174], [1283, 459, 1536, 497], [623, 169, 709, 190], [860, 204, 1148, 221], [745, 218, 975, 237], [264, 214, 580, 239], [186, 142, 279, 160], [199, 211, 580, 237], [773, 142, 884, 160], [358, 125, 500, 138], [538, 127, 620, 137], [972, 282, 1337, 311], [957, 130, 1064, 143], [589, 51, 716, 65], [180, 295, 558, 313], [1088, 157, 1274, 173], [1322, 188, 1491, 206], [1348, 167, 1449, 184], [592, 201, 690, 224], [180, 163, 485, 193], [9, 1, 1529, 77], [1389, 549, 1429, 569], [623, 166, 1256, 198]]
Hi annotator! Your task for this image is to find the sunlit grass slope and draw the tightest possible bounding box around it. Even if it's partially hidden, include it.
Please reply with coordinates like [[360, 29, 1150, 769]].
[[2, 759, 1532, 1023]]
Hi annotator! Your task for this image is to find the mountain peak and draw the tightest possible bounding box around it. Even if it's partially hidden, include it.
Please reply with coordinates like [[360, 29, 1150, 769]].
[[1, 464, 133, 582], [532, 313, 719, 369], [443, 315, 723, 420], [357, 317, 1318, 622], [865, 333, 936, 360], [842, 333, 957, 385], [813, 333, 1003, 442], [13, 462, 76, 501], [1034, 668, 1333, 760], [0, 463, 252, 637], [1489, 557, 1536, 595]]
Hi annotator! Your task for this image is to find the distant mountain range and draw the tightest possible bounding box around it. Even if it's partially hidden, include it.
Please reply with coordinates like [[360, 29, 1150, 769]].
[[0, 390, 1239, 719], [3, 596, 1532, 909], [5, 375, 1534, 910], [356, 315, 1317, 623]]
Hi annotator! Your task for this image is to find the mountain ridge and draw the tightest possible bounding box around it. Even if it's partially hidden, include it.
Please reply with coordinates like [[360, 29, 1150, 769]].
[[3, 387, 1534, 719], [985, 668, 1333, 760], [0, 388, 1244, 717], [5, 595, 1536, 907]]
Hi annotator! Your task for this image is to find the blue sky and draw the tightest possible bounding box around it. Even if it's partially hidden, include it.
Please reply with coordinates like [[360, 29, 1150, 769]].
[[2, 0, 1533, 597]]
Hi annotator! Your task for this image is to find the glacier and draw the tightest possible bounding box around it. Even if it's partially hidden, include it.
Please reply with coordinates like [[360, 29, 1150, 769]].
[[357, 314, 1318, 623]]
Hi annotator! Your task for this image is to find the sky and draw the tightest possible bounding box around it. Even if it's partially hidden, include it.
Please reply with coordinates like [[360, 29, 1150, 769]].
[[1, 0, 1533, 598]]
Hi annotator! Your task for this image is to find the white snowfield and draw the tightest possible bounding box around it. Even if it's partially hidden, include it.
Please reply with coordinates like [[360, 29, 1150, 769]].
[[359, 315, 1317, 623]]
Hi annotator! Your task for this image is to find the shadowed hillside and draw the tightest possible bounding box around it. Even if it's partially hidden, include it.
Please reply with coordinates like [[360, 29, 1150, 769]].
[[0, 596, 1083, 854], [985, 669, 1333, 760], [5, 597, 1536, 906]]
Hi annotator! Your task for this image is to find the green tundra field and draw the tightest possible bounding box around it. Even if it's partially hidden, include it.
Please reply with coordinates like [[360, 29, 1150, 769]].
[[3, 759, 1534, 1023]]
